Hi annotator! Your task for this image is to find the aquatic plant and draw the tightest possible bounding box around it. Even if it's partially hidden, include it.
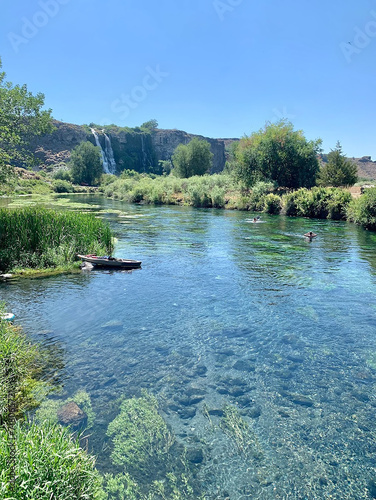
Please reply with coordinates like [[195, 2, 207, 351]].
[[0, 206, 113, 272], [106, 391, 174, 472], [220, 405, 263, 460], [105, 391, 200, 498]]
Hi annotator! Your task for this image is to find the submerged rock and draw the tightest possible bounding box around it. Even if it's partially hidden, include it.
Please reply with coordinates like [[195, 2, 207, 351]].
[[232, 359, 256, 372], [57, 401, 87, 430], [101, 320, 123, 330]]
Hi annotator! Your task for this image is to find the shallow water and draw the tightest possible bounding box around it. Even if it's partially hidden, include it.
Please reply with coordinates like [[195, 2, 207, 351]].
[[2, 196, 376, 499]]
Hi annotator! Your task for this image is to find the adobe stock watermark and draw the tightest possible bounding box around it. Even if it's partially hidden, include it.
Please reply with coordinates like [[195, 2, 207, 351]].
[[272, 106, 296, 122], [213, 0, 244, 21], [110, 65, 169, 121], [340, 10, 376, 63], [8, 0, 70, 54]]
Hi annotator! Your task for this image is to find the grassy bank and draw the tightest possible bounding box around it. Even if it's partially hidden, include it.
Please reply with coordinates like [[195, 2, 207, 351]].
[[0, 206, 113, 273]]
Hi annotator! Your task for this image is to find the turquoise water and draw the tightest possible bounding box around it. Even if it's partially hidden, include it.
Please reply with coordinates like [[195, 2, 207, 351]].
[[2, 196, 376, 499]]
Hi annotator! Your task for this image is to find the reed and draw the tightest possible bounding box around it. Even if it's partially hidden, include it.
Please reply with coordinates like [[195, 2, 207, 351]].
[[0, 206, 113, 272]]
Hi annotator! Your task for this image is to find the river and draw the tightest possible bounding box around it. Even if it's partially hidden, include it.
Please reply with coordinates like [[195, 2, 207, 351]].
[[2, 195, 376, 499]]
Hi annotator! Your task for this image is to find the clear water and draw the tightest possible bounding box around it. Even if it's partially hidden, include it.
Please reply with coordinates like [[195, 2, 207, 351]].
[[2, 196, 376, 499]]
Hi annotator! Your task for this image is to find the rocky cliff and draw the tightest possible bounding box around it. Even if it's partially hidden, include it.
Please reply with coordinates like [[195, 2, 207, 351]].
[[29, 120, 233, 174]]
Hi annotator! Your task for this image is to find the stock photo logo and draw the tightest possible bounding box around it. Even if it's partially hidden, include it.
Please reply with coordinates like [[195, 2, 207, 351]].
[[110, 65, 169, 121], [213, 0, 244, 21], [340, 10, 376, 63], [8, 0, 70, 54]]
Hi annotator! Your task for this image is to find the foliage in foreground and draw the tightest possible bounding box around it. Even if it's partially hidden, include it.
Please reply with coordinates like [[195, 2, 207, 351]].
[[347, 187, 376, 230], [0, 206, 113, 272], [0, 420, 105, 499]]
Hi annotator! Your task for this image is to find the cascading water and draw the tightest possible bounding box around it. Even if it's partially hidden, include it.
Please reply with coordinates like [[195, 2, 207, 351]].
[[103, 133, 117, 174], [90, 128, 117, 175], [140, 134, 148, 171]]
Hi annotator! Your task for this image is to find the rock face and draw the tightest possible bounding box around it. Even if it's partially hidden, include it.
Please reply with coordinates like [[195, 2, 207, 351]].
[[57, 401, 87, 430], [27, 120, 235, 174], [29, 120, 91, 168]]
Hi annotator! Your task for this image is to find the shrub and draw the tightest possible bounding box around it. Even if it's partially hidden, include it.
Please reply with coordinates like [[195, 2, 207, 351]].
[[52, 179, 74, 193], [53, 169, 71, 182], [264, 193, 281, 214], [347, 187, 376, 230]]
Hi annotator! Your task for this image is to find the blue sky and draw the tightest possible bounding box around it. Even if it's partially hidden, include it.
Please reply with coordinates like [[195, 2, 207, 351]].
[[1, 0, 376, 158]]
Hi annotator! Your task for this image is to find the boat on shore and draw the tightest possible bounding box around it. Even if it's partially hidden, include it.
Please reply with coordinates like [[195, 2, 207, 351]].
[[77, 254, 142, 269]]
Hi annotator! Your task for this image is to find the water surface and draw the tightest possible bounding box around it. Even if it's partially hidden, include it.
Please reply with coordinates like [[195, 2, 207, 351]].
[[2, 196, 376, 499]]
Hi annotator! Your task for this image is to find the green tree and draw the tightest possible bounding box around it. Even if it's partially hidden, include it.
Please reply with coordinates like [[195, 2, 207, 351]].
[[232, 120, 322, 189], [70, 141, 103, 185], [0, 59, 53, 183], [317, 141, 358, 187], [141, 119, 158, 131], [172, 138, 213, 178]]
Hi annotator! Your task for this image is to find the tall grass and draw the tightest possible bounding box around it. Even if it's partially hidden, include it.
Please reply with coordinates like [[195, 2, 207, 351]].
[[0, 420, 105, 499], [0, 206, 113, 272], [101, 172, 237, 208]]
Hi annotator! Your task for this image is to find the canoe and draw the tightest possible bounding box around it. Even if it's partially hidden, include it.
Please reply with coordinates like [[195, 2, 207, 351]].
[[1, 313, 15, 321], [77, 254, 142, 269]]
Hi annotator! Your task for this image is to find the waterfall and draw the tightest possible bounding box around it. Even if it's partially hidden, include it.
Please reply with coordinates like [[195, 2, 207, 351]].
[[103, 133, 117, 174], [90, 128, 117, 175], [140, 135, 148, 171]]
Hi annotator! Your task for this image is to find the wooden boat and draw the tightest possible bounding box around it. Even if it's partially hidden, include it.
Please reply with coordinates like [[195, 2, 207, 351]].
[[77, 254, 142, 269]]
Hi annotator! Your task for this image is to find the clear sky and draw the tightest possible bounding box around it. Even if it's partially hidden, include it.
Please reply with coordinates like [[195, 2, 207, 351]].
[[1, 0, 376, 158]]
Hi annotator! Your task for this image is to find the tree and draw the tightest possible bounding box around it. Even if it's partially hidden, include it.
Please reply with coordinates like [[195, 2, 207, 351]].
[[141, 119, 158, 131], [172, 138, 213, 178], [317, 141, 358, 187], [0, 59, 53, 183], [232, 120, 322, 189], [70, 141, 103, 185]]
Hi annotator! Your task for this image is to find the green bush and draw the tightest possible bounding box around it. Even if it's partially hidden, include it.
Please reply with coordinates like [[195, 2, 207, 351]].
[[282, 187, 351, 219], [264, 193, 281, 214], [53, 179, 74, 193], [347, 187, 376, 230], [53, 168, 71, 182], [0, 420, 105, 499]]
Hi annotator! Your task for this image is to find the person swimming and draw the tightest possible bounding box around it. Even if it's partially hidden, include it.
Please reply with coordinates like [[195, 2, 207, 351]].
[[304, 231, 317, 240]]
